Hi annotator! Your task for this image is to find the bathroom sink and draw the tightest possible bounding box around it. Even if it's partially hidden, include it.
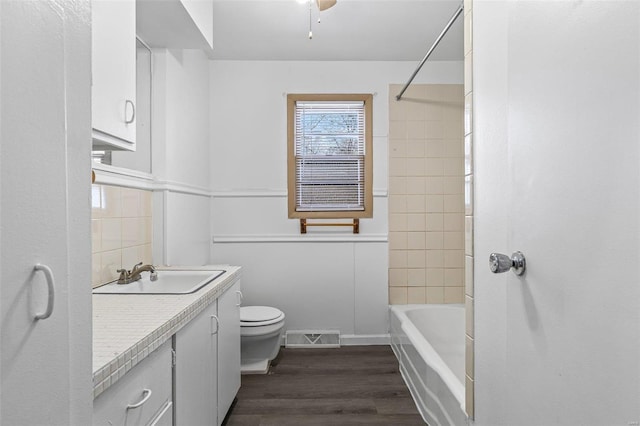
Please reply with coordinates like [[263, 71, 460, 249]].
[[93, 270, 226, 295]]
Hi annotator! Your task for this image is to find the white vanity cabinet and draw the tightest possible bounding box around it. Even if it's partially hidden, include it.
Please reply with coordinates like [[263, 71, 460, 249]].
[[91, 0, 137, 151], [92, 275, 242, 426], [93, 341, 173, 426], [174, 279, 242, 425]]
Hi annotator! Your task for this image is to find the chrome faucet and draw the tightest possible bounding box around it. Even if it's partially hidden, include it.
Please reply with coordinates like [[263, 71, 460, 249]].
[[117, 262, 157, 284]]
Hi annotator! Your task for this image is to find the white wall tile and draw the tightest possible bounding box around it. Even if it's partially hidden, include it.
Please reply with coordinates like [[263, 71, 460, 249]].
[[444, 286, 464, 303], [425, 195, 444, 212], [407, 232, 426, 250], [444, 250, 465, 268], [407, 251, 426, 268], [101, 218, 122, 252], [406, 176, 426, 194], [426, 250, 444, 268], [92, 219, 102, 254], [426, 286, 444, 303], [389, 287, 408, 305], [425, 177, 444, 194], [389, 269, 408, 287], [425, 231, 444, 249], [101, 186, 122, 218], [407, 268, 426, 286], [100, 249, 121, 284], [389, 250, 408, 268], [388, 84, 464, 305], [444, 268, 464, 287], [407, 286, 426, 304], [407, 213, 426, 231], [426, 268, 444, 286]]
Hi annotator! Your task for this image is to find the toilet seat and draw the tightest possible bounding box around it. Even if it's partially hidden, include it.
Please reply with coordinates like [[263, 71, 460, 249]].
[[240, 306, 285, 327]]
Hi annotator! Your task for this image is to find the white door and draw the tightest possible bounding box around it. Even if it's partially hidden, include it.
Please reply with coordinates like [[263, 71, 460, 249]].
[[474, 2, 640, 425], [0, 1, 92, 425]]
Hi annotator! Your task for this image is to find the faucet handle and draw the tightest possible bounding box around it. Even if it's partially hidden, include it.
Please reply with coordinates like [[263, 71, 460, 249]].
[[131, 262, 143, 272]]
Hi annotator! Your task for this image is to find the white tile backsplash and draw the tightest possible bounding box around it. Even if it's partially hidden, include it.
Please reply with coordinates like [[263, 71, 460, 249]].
[[92, 184, 153, 288]]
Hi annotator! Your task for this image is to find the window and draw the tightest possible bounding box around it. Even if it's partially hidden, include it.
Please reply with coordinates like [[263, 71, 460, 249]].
[[287, 94, 373, 219]]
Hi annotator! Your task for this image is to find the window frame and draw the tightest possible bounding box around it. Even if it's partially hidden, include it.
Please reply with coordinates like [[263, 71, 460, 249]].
[[287, 93, 373, 219]]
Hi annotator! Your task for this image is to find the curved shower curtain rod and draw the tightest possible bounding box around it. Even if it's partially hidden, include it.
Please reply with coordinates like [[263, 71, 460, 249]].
[[396, 3, 464, 101]]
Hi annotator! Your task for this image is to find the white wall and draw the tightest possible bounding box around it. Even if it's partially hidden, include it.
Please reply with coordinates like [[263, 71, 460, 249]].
[[473, 2, 640, 424], [209, 60, 463, 339], [152, 49, 211, 266]]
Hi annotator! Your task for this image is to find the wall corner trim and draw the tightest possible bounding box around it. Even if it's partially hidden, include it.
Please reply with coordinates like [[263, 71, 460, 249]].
[[92, 164, 155, 190], [92, 164, 213, 197]]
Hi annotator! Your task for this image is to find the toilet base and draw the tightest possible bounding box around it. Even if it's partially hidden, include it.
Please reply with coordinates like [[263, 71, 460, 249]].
[[241, 359, 270, 375]]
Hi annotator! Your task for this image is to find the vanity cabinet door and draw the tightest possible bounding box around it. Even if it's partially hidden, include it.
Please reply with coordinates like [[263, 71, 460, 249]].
[[174, 301, 218, 425], [91, 0, 137, 150], [217, 279, 242, 424]]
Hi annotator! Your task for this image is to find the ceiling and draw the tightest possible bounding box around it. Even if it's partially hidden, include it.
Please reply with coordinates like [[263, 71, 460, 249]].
[[210, 0, 464, 61]]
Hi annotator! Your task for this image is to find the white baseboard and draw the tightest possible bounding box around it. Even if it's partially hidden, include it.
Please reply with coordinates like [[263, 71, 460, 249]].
[[340, 334, 391, 346], [279, 333, 390, 346]]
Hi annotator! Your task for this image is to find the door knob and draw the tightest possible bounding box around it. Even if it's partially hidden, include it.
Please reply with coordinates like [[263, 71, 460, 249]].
[[489, 251, 526, 276]]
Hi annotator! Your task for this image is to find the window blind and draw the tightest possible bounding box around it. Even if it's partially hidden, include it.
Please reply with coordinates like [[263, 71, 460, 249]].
[[294, 101, 366, 212]]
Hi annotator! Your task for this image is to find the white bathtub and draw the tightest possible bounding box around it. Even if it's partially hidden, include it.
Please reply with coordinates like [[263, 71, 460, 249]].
[[389, 304, 467, 426]]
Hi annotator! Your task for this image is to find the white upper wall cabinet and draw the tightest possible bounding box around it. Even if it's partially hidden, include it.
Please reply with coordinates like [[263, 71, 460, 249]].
[[92, 0, 137, 151], [137, 0, 214, 56]]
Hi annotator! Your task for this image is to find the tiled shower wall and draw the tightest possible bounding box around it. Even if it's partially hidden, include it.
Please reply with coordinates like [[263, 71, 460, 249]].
[[388, 84, 465, 305], [91, 184, 153, 288]]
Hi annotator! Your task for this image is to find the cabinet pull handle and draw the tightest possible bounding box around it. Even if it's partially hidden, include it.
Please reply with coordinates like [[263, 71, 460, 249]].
[[126, 389, 152, 409], [33, 264, 55, 320], [125, 99, 136, 124], [211, 315, 219, 335], [236, 290, 243, 306]]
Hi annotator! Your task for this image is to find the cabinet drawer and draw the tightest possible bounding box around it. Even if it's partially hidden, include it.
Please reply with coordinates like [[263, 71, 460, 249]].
[[93, 341, 172, 426]]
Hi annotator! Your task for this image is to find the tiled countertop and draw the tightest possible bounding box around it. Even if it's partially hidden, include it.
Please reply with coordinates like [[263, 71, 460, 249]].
[[92, 266, 241, 398]]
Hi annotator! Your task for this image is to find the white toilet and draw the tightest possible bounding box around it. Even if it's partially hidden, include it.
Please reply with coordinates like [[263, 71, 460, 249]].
[[240, 306, 285, 374]]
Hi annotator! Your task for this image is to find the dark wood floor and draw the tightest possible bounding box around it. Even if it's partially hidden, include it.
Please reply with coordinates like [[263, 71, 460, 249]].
[[222, 346, 426, 426]]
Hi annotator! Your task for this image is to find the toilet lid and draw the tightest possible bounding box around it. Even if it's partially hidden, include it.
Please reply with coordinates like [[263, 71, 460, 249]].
[[240, 306, 284, 323]]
